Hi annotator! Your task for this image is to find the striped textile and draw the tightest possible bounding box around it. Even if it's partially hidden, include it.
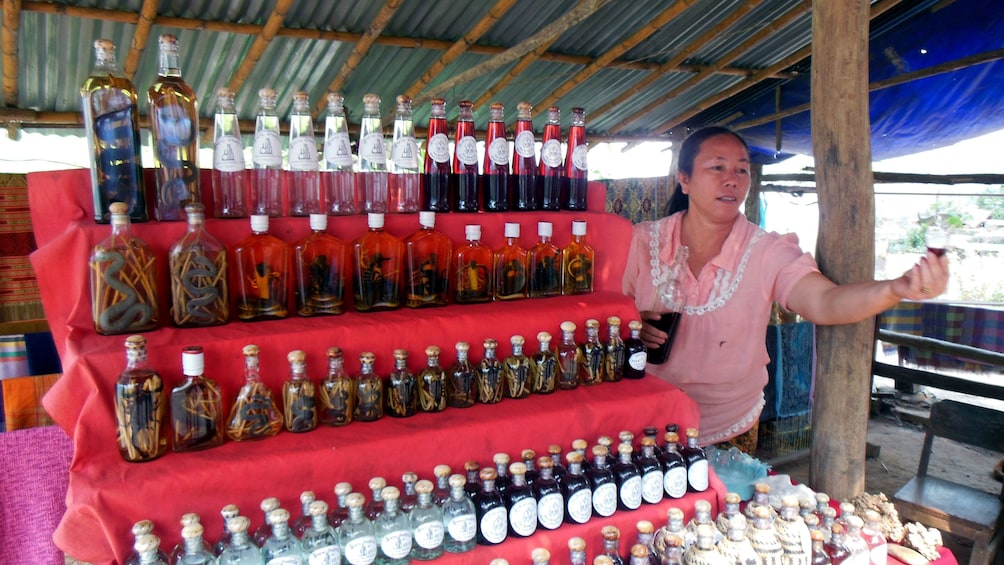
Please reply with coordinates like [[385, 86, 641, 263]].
[[0, 173, 44, 323], [960, 304, 1004, 371], [2, 373, 59, 430]]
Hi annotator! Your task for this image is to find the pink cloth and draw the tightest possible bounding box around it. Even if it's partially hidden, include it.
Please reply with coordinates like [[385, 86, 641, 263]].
[[623, 213, 819, 444]]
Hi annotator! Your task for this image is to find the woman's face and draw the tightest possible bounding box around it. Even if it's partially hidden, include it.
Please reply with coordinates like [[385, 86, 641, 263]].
[[678, 133, 751, 223]]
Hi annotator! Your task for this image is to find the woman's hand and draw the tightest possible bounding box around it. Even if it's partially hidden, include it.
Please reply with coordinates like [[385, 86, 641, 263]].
[[639, 310, 668, 349], [889, 251, 950, 301]]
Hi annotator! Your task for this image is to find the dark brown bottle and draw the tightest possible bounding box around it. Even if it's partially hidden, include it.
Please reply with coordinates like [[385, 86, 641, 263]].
[[505, 462, 537, 538], [464, 460, 481, 499], [637, 437, 663, 505], [601, 525, 626, 565], [385, 348, 417, 418], [624, 320, 647, 379], [586, 445, 617, 518], [659, 431, 688, 499], [521, 449, 539, 485], [680, 428, 709, 493], [533, 457, 563, 531], [561, 452, 592, 525], [612, 443, 642, 511], [474, 468, 507, 545], [492, 453, 511, 497]]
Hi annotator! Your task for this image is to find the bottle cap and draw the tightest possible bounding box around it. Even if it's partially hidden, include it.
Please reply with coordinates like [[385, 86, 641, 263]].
[[504, 222, 520, 238], [465, 224, 481, 241], [531, 548, 550, 563], [724, 492, 741, 504], [418, 211, 436, 228], [547, 444, 562, 455], [536, 456, 553, 469], [287, 350, 306, 365], [636, 520, 654, 534], [250, 214, 269, 233], [381, 486, 400, 500], [415, 480, 434, 494], [368, 477, 387, 491], [181, 346, 204, 376], [479, 467, 497, 481], [433, 464, 451, 478], [640, 436, 655, 447], [521, 449, 536, 460], [393, 348, 408, 361], [93, 38, 114, 53], [537, 221, 552, 237], [618, 443, 633, 455], [267, 508, 289, 525], [243, 344, 260, 357], [260, 498, 279, 512], [299, 490, 315, 505], [308, 500, 329, 517], [345, 493, 365, 508], [566, 451, 583, 464], [180, 513, 200, 526], [571, 438, 588, 451], [134, 534, 160, 554], [601, 525, 620, 540], [367, 213, 385, 229], [483, 338, 497, 350], [464, 460, 480, 472], [592, 444, 608, 458], [695, 499, 711, 513], [607, 315, 621, 327], [226, 516, 250, 534], [425, 345, 441, 358], [184, 203, 206, 220], [455, 341, 469, 353], [619, 430, 634, 443], [131, 520, 154, 536], [362, 93, 381, 114], [628, 320, 643, 331], [664, 431, 679, 444], [572, 220, 587, 236], [597, 435, 613, 447], [536, 331, 552, 343], [509, 462, 526, 475], [220, 504, 240, 520], [309, 213, 327, 231], [109, 202, 129, 224], [667, 507, 684, 522], [326, 347, 343, 360], [359, 352, 375, 364], [125, 335, 146, 349], [326, 91, 344, 110], [559, 320, 576, 333], [568, 536, 586, 552], [448, 474, 466, 489], [334, 482, 352, 496], [585, 318, 599, 330], [493, 452, 510, 465], [158, 34, 179, 52], [686, 428, 700, 439], [510, 334, 524, 347], [402, 471, 417, 483], [547, 106, 560, 121]]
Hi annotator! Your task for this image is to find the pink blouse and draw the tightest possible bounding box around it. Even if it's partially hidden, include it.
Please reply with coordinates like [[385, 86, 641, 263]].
[[623, 212, 819, 445]]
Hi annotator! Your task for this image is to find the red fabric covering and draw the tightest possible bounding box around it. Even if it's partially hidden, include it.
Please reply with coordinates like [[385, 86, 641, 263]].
[[29, 170, 721, 564]]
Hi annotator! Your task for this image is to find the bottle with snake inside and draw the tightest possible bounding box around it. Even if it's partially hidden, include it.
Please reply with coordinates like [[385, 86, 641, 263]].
[[169, 203, 228, 327], [90, 202, 159, 335], [226, 344, 282, 441]]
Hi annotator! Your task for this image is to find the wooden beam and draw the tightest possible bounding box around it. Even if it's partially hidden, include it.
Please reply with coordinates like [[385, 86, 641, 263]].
[[123, 0, 158, 80], [764, 171, 1004, 185], [2, 0, 21, 107]]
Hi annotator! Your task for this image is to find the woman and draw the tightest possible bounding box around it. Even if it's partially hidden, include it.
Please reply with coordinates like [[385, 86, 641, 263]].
[[622, 127, 949, 452]]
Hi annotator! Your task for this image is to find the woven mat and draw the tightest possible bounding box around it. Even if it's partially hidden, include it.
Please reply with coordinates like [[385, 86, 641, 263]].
[[0, 173, 44, 323]]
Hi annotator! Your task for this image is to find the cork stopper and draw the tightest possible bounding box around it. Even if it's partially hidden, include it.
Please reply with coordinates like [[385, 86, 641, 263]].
[[504, 222, 520, 238], [368, 477, 387, 491], [489, 101, 504, 112], [592, 445, 609, 458], [510, 334, 525, 347], [566, 451, 584, 465], [134, 534, 160, 554], [846, 515, 864, 530], [393, 348, 408, 361], [489, 560, 510, 565], [804, 514, 819, 528], [725, 492, 741, 504], [685, 428, 700, 439], [345, 493, 365, 509], [448, 474, 466, 489], [94, 38, 114, 53], [619, 430, 634, 443], [334, 482, 352, 496], [810, 529, 825, 542], [396, 94, 412, 108], [597, 436, 613, 447], [227, 516, 250, 534], [300, 491, 315, 505], [667, 507, 684, 522], [572, 438, 588, 451], [464, 460, 480, 472], [864, 509, 882, 523], [415, 480, 434, 495], [593, 557, 613, 565], [637, 520, 654, 534], [753, 506, 771, 520], [509, 462, 527, 476], [631, 544, 650, 558], [430, 98, 446, 115], [521, 448, 536, 460], [601, 525, 621, 540], [268, 508, 290, 525], [326, 347, 343, 360], [433, 464, 451, 478], [536, 456, 553, 469], [180, 513, 200, 527], [381, 486, 400, 501], [243, 344, 260, 357], [559, 321, 576, 333], [258, 87, 277, 105], [326, 91, 344, 110], [292, 91, 309, 112], [781, 494, 799, 508], [516, 101, 533, 117], [640, 436, 656, 447], [308, 500, 329, 517], [607, 315, 621, 327], [402, 471, 417, 484], [457, 100, 473, 111], [158, 34, 179, 52], [479, 467, 498, 481], [288, 350, 306, 364], [618, 443, 633, 456], [536, 331, 552, 344], [216, 87, 235, 106], [628, 320, 643, 332], [425, 345, 441, 358], [531, 548, 550, 563], [816, 492, 831, 507], [664, 431, 679, 444], [184, 203, 206, 219], [131, 520, 154, 536], [260, 497, 279, 513], [568, 536, 586, 552], [359, 352, 375, 365], [585, 318, 599, 331], [754, 483, 770, 495], [839, 501, 856, 515], [483, 338, 497, 351], [455, 341, 470, 354], [109, 201, 129, 220], [547, 444, 562, 456], [695, 499, 711, 513], [125, 335, 146, 349], [493, 452, 510, 465]]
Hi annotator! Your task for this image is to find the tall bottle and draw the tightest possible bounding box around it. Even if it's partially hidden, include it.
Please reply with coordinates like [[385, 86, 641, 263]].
[[81, 39, 146, 224], [288, 91, 322, 216], [422, 97, 452, 212], [749, 506, 784, 565], [169, 203, 229, 327], [352, 213, 404, 312], [718, 515, 760, 565], [493, 222, 528, 301], [862, 510, 887, 565], [528, 221, 561, 298], [612, 443, 642, 512], [538, 106, 563, 211], [233, 215, 291, 321], [255, 498, 280, 547], [446, 341, 477, 408], [323, 92, 357, 215], [562, 219, 595, 295], [477, 338, 505, 404], [483, 102, 510, 212], [533, 457, 564, 531], [375, 487, 413, 564], [432, 465, 452, 506], [556, 321, 580, 390], [624, 320, 647, 379], [282, 349, 316, 433], [353, 352, 384, 422], [390, 94, 421, 213], [565, 107, 589, 210], [474, 468, 508, 546], [417, 345, 447, 413], [410, 480, 445, 560], [226, 345, 282, 441], [512, 101, 538, 211], [170, 346, 224, 452], [586, 445, 617, 518], [404, 211, 451, 308], [211, 87, 248, 218], [532, 331, 558, 394], [400, 471, 419, 513], [452, 100, 480, 212], [251, 87, 283, 217], [637, 437, 664, 505], [366, 478, 387, 522], [319, 346, 354, 426], [648, 245, 689, 364], [358, 93, 389, 214], [776, 495, 812, 565], [90, 202, 158, 335], [148, 34, 199, 221], [330, 483, 353, 530], [294, 213, 348, 316], [683, 524, 728, 565], [603, 316, 626, 382], [442, 474, 477, 554], [339, 493, 378, 565], [301, 501, 340, 565], [562, 452, 592, 525], [293, 491, 316, 539], [503, 335, 534, 399], [114, 335, 167, 462], [578, 318, 604, 386], [680, 428, 709, 493], [811, 529, 833, 565], [454, 224, 492, 303], [386, 348, 418, 418], [215, 505, 240, 556]]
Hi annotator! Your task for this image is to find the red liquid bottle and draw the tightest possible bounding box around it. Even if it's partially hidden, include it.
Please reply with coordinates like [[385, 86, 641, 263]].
[[423, 97, 452, 212], [453, 100, 480, 212], [512, 101, 538, 211], [482, 102, 509, 212], [538, 106, 564, 211], [565, 107, 588, 211]]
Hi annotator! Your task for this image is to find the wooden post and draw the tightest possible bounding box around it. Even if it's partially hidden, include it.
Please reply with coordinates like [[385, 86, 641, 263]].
[[745, 163, 762, 226], [809, 0, 875, 500]]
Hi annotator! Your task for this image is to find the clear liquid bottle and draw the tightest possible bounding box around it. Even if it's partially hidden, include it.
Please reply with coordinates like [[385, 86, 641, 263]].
[[532, 331, 558, 394], [177, 523, 216, 564], [170, 345, 224, 452], [288, 91, 322, 216], [648, 245, 689, 365], [390, 94, 421, 213], [134, 534, 169, 565], [565, 107, 589, 210], [148, 34, 199, 221], [842, 516, 870, 565], [323, 92, 357, 215], [528, 221, 561, 298], [330, 482, 353, 530], [603, 316, 625, 382], [452, 100, 480, 212], [263, 508, 305, 563], [493, 222, 528, 301], [538, 106, 563, 211], [562, 452, 592, 525], [254, 499, 280, 548], [612, 443, 642, 511], [400, 471, 419, 513], [353, 352, 384, 422], [503, 334, 534, 399], [483, 102, 510, 212], [218, 516, 263, 565], [214, 504, 240, 556], [211, 87, 248, 218], [600, 525, 625, 565], [637, 437, 663, 505], [301, 500, 340, 564], [226, 344, 283, 441], [404, 211, 451, 308], [432, 465, 452, 506], [422, 97, 452, 212], [563, 219, 595, 295], [81, 39, 147, 224], [556, 321, 579, 390], [447, 341, 477, 408], [410, 480, 444, 560], [454, 224, 492, 304], [358, 93, 389, 214], [282, 350, 316, 433], [624, 320, 647, 379], [506, 462, 537, 538], [91, 202, 159, 335], [568, 536, 587, 565], [114, 335, 167, 462], [366, 477, 388, 522], [474, 468, 507, 546], [251, 87, 283, 217], [234, 215, 291, 320], [352, 213, 404, 312], [386, 348, 418, 418], [533, 457, 564, 531], [476, 338, 504, 404], [532, 548, 551, 565], [512, 101, 538, 211], [319, 346, 354, 426], [340, 493, 378, 565], [442, 474, 477, 553], [171, 514, 209, 563], [294, 213, 348, 316], [169, 203, 229, 327], [578, 318, 604, 386], [417, 345, 447, 413], [587, 445, 617, 518], [375, 486, 412, 564]]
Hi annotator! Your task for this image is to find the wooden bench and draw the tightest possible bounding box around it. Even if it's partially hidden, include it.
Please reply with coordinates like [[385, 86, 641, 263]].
[[893, 399, 1004, 565]]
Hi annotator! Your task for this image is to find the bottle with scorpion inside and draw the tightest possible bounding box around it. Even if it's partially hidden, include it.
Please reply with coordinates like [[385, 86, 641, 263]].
[[170, 345, 224, 452], [532, 331, 558, 394], [319, 346, 354, 426], [294, 213, 348, 316], [476, 338, 504, 404], [169, 203, 228, 328], [386, 348, 418, 418], [114, 335, 167, 462], [91, 202, 159, 335], [447, 341, 477, 408], [578, 318, 604, 385], [283, 349, 317, 433], [354, 352, 384, 422], [234, 214, 291, 321], [226, 344, 282, 441], [417, 345, 447, 413], [603, 316, 625, 382], [352, 213, 404, 312], [502, 334, 534, 399]]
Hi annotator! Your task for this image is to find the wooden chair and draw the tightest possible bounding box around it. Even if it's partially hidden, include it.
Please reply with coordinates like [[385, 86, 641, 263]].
[[893, 399, 1004, 565]]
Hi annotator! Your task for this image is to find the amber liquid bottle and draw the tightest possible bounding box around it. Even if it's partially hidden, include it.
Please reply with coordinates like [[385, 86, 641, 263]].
[[170, 204, 229, 327], [577, 318, 604, 386], [556, 321, 579, 390], [283, 349, 317, 433], [511, 101, 538, 211], [453, 100, 480, 212], [476, 339, 504, 404], [318, 346, 354, 426], [233, 215, 291, 321], [422, 97, 452, 212], [170, 346, 224, 452], [483, 102, 510, 212], [417, 345, 447, 413], [90, 202, 159, 335], [404, 211, 451, 308], [226, 344, 283, 441], [447, 341, 477, 408], [565, 107, 588, 211], [294, 214, 348, 316], [532, 331, 558, 394], [352, 213, 404, 312], [538, 106, 563, 211], [528, 221, 562, 298], [603, 316, 626, 382], [114, 335, 167, 462], [353, 352, 384, 422], [503, 334, 534, 399], [562, 220, 595, 295], [386, 349, 418, 418], [454, 225, 492, 304], [493, 222, 528, 301]]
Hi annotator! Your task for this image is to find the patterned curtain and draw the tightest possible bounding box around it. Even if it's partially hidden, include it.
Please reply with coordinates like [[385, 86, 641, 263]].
[[600, 177, 673, 224]]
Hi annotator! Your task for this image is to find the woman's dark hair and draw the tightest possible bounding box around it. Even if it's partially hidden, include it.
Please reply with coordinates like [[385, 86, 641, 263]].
[[665, 126, 750, 216]]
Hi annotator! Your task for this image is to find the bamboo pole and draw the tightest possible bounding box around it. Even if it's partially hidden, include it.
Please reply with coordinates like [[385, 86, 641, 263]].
[[2, 0, 21, 107], [123, 0, 159, 80]]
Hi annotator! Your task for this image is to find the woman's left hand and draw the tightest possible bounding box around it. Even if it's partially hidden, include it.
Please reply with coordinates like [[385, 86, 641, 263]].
[[890, 251, 950, 300]]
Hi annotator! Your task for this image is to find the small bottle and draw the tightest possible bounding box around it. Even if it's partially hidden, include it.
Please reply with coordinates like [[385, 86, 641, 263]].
[[533, 457, 564, 531], [293, 490, 316, 538], [330, 482, 353, 529], [287, 91, 322, 216], [374, 486, 412, 564], [322, 92, 357, 215], [366, 477, 388, 521], [474, 468, 507, 545], [417, 345, 447, 413], [213, 504, 240, 556], [512, 101, 538, 211], [442, 474, 477, 553], [134, 534, 168, 565], [262, 508, 305, 563], [493, 222, 529, 301], [538, 106, 563, 211], [432, 465, 452, 506], [254, 498, 280, 547], [578, 318, 604, 385], [492, 452, 512, 496], [657, 508, 687, 553], [528, 221, 562, 298], [386, 348, 418, 418], [226, 344, 283, 441], [447, 341, 477, 408], [126, 520, 165, 565], [680, 428, 709, 492], [562, 451, 592, 525], [749, 506, 785, 565], [776, 495, 813, 564], [718, 514, 760, 565], [148, 34, 199, 221], [568, 537, 587, 565], [452, 100, 480, 212], [294, 213, 349, 316], [565, 107, 589, 210], [637, 437, 663, 505], [603, 316, 626, 382], [600, 525, 625, 565], [683, 524, 728, 565], [301, 500, 340, 564], [635, 521, 659, 565], [282, 349, 317, 433], [532, 548, 551, 565], [612, 443, 642, 511], [811, 529, 833, 565], [389, 94, 421, 213], [506, 462, 537, 538], [826, 523, 851, 564], [532, 331, 558, 394], [548, 443, 567, 478], [319, 346, 355, 426], [211, 87, 248, 218], [454, 224, 492, 303], [217, 516, 262, 564], [250, 87, 283, 217], [91, 202, 159, 335], [503, 335, 534, 399], [410, 480, 444, 560], [717, 492, 742, 536], [114, 336, 167, 462], [842, 516, 870, 564], [862, 509, 887, 565], [169, 203, 229, 327], [339, 493, 378, 565], [563, 219, 595, 295], [353, 352, 384, 422], [352, 213, 404, 312], [233, 215, 291, 321], [586, 445, 617, 518], [687, 500, 722, 548], [521, 449, 539, 485], [464, 461, 482, 499], [358, 93, 389, 213], [746, 482, 779, 525], [404, 211, 452, 308], [648, 245, 689, 365], [170, 345, 224, 452], [483, 102, 510, 212], [81, 39, 147, 224], [476, 338, 505, 404], [422, 97, 452, 212], [836, 502, 857, 532], [557, 321, 580, 390], [624, 320, 647, 379], [815, 492, 832, 520], [400, 471, 419, 513]]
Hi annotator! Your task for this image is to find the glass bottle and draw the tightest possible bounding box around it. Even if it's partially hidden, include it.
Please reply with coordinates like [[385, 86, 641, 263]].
[[354, 352, 384, 422], [170, 345, 224, 452], [374, 486, 412, 564], [404, 211, 451, 308], [556, 321, 579, 390], [233, 215, 291, 321], [340, 493, 378, 565], [432, 465, 452, 506], [282, 350, 317, 433], [637, 437, 663, 505], [422, 97, 452, 212], [746, 483, 779, 524], [648, 245, 689, 365], [410, 480, 444, 560], [624, 320, 647, 379], [319, 346, 354, 426], [352, 213, 404, 312], [473, 468, 507, 546], [211, 87, 248, 218], [91, 202, 159, 335], [612, 443, 642, 511], [836, 502, 857, 532], [687, 500, 722, 548], [579, 318, 604, 386], [177, 523, 215, 564], [446, 341, 477, 408], [386, 349, 418, 418], [389, 94, 421, 213], [503, 334, 534, 399], [251, 87, 283, 217], [287, 91, 322, 217], [512, 101, 538, 211], [442, 474, 477, 554], [548, 443, 567, 478], [643, 426, 664, 457], [81, 39, 146, 224], [565, 107, 589, 210], [538, 106, 563, 211], [717, 492, 742, 536], [476, 338, 504, 404], [366, 477, 388, 521], [492, 452, 512, 497], [825, 524, 851, 564], [294, 213, 348, 316], [226, 344, 283, 441], [532, 331, 558, 394], [148, 34, 199, 221], [635, 521, 659, 565], [533, 457, 563, 531], [681, 428, 709, 493], [815, 492, 832, 521], [521, 449, 539, 485], [322, 92, 357, 215], [493, 222, 528, 301], [357, 94, 389, 214], [683, 524, 728, 565], [506, 462, 537, 538], [661, 534, 684, 565], [218, 516, 263, 565], [587, 445, 617, 518], [417, 345, 447, 413], [862, 510, 887, 565], [454, 224, 492, 303], [301, 500, 340, 564], [483, 102, 510, 212], [562, 219, 595, 295], [330, 482, 353, 530], [568, 537, 587, 565], [169, 203, 229, 327], [811, 529, 833, 565], [531, 548, 551, 565], [400, 471, 419, 513], [263, 510, 306, 563], [114, 335, 167, 462], [562, 452, 592, 525], [528, 221, 561, 298], [600, 525, 625, 565], [749, 506, 784, 565], [776, 495, 812, 565], [603, 316, 625, 382], [214, 504, 240, 556], [452, 100, 480, 213], [842, 516, 870, 565], [463, 461, 481, 499], [134, 534, 169, 565], [718, 514, 759, 565], [255, 498, 280, 548], [656, 508, 687, 554]]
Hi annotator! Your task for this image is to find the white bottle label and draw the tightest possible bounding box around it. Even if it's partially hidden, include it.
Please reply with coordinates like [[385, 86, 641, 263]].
[[488, 137, 510, 166], [592, 483, 617, 517], [628, 351, 647, 371], [414, 521, 444, 549], [537, 493, 564, 529], [308, 545, 341, 565], [688, 459, 709, 491], [391, 137, 420, 169], [456, 136, 478, 166], [343, 536, 377, 565], [664, 466, 688, 498], [214, 135, 246, 172], [567, 489, 592, 524], [642, 470, 664, 504], [515, 130, 536, 158], [289, 137, 319, 171], [359, 133, 387, 166], [268, 557, 304, 565], [479, 506, 508, 544], [427, 133, 450, 163], [572, 143, 588, 171], [254, 130, 283, 167], [620, 476, 642, 509], [446, 514, 476, 542], [324, 130, 354, 168], [379, 530, 412, 559], [509, 497, 538, 536], [540, 139, 563, 168]]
